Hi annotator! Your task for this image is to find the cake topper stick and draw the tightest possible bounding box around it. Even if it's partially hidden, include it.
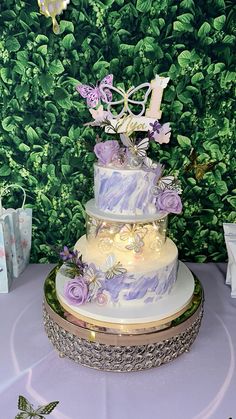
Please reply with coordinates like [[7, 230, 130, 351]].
[[38, 0, 70, 34], [145, 75, 170, 119]]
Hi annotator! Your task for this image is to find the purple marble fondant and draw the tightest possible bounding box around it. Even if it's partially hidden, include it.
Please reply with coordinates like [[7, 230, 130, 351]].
[[98, 259, 177, 304], [123, 275, 159, 300], [95, 166, 157, 215]]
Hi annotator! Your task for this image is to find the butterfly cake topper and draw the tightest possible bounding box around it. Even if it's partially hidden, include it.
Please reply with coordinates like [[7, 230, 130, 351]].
[[38, 0, 70, 34], [76, 74, 170, 135]]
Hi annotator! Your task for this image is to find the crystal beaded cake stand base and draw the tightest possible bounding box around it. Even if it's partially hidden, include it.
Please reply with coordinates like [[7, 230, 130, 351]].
[[43, 266, 204, 372]]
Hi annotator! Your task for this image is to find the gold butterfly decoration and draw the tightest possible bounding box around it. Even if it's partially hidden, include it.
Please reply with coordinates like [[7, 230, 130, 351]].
[[185, 149, 216, 181], [38, 0, 70, 34], [15, 395, 59, 419]]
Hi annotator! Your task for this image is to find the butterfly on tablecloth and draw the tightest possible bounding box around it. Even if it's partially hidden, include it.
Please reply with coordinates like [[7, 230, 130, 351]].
[[76, 75, 113, 108], [15, 395, 59, 419], [120, 134, 149, 158], [100, 82, 152, 119], [38, 0, 70, 34], [185, 149, 216, 181]]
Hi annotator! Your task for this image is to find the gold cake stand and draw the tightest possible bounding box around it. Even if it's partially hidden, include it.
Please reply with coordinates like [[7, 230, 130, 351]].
[[43, 266, 204, 372]]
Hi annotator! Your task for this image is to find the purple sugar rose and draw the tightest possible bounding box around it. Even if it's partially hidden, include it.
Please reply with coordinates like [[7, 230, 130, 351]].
[[64, 276, 88, 305], [94, 140, 120, 165], [156, 190, 182, 214]]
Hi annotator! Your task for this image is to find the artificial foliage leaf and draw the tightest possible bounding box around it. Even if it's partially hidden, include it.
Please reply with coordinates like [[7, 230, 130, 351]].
[[177, 50, 191, 67], [5, 36, 21, 52], [213, 15, 226, 31], [177, 135, 191, 148], [39, 74, 54, 95], [136, 0, 152, 13], [197, 22, 211, 38]]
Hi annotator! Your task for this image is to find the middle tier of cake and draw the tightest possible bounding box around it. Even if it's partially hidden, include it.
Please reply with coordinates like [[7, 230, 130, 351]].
[[74, 234, 178, 307], [94, 163, 162, 217]]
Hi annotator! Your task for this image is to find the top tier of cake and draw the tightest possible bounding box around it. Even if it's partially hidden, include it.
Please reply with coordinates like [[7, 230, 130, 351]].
[[94, 163, 161, 217]]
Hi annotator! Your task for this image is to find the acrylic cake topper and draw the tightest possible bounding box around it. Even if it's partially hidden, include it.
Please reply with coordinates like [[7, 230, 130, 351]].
[[77, 74, 170, 134], [38, 0, 70, 34], [100, 82, 152, 119]]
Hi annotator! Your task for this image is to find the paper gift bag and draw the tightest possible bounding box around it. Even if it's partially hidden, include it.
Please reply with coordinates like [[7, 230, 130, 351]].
[[0, 184, 32, 282], [223, 223, 236, 298], [0, 215, 14, 293], [18, 207, 32, 271]]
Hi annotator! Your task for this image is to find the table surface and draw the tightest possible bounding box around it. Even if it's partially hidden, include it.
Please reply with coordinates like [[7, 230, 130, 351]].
[[0, 263, 235, 419]]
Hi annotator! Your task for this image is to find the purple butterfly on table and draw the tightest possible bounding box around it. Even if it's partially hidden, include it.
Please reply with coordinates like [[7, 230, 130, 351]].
[[76, 74, 113, 108]]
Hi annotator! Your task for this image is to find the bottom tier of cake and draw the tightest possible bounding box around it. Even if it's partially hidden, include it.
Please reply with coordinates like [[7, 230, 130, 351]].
[[56, 262, 195, 325], [70, 235, 178, 307], [43, 264, 204, 372]]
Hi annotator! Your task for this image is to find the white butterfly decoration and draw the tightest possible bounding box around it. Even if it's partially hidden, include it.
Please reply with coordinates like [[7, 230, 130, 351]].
[[152, 176, 182, 195], [84, 264, 104, 284], [120, 134, 149, 158], [143, 157, 158, 170], [158, 175, 176, 190], [125, 234, 145, 254], [87, 219, 100, 238], [84, 264, 104, 299], [103, 254, 127, 280], [100, 82, 152, 119]]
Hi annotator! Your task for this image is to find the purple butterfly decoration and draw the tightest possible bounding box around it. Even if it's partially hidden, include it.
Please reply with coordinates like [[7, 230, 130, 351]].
[[76, 74, 113, 108]]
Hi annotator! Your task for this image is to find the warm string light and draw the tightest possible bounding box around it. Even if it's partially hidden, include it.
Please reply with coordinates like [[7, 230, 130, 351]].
[[95, 221, 166, 255]]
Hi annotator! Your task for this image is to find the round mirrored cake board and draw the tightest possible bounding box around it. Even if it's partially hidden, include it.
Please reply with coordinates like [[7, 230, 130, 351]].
[[43, 264, 204, 372]]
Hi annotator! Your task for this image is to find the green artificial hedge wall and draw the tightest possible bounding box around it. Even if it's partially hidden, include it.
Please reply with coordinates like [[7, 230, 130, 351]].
[[0, 0, 235, 262]]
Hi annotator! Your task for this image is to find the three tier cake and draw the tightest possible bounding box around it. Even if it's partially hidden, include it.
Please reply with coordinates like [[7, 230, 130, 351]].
[[44, 74, 203, 371]]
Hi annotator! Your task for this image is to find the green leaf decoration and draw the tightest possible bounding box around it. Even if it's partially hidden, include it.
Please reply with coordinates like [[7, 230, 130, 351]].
[[5, 36, 21, 52], [19, 143, 31, 152], [39, 74, 54, 95], [191, 72, 204, 84], [177, 135, 191, 148], [197, 22, 211, 38], [2, 117, 15, 132], [136, 0, 153, 13], [177, 50, 191, 67], [62, 33, 75, 49], [49, 59, 65, 75], [213, 15, 226, 31]]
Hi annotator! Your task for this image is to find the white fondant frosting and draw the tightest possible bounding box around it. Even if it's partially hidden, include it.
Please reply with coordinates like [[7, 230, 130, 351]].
[[94, 164, 159, 217], [56, 262, 194, 324], [69, 235, 178, 307]]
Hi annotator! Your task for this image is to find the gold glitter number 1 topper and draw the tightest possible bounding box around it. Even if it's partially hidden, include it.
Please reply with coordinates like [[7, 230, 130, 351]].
[[38, 0, 70, 34]]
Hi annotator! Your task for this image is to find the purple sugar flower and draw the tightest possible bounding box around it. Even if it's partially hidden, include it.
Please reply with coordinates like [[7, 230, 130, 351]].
[[156, 190, 182, 214], [94, 140, 120, 165], [150, 120, 162, 132], [64, 276, 88, 305], [60, 246, 76, 261]]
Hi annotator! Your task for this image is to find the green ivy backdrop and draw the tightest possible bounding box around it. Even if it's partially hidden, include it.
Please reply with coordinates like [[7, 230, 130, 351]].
[[0, 0, 235, 262]]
